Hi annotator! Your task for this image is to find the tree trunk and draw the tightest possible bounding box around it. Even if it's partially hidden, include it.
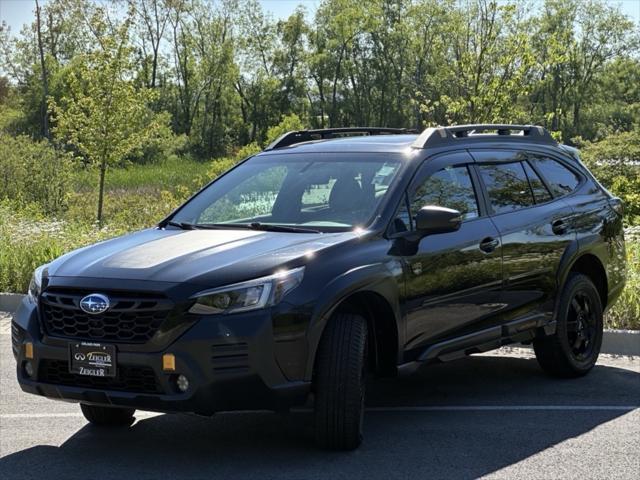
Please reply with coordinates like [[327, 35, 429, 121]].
[[151, 46, 158, 88], [97, 157, 107, 227], [35, 0, 50, 140]]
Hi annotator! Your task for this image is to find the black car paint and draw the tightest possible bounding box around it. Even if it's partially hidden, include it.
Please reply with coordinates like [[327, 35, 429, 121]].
[[12, 134, 626, 415]]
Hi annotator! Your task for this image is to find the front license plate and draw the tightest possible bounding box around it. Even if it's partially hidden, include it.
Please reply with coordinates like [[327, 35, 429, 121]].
[[69, 342, 117, 377]]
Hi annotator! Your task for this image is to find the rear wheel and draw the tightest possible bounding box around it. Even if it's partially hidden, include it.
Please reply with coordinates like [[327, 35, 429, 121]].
[[534, 273, 603, 378], [313, 313, 368, 450], [80, 404, 135, 427]]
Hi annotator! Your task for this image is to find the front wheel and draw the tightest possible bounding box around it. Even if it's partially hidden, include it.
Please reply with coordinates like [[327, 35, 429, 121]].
[[313, 313, 368, 450], [534, 273, 603, 378], [80, 404, 135, 427]]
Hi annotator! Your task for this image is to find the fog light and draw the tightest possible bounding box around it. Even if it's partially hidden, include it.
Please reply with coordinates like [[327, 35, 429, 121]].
[[176, 374, 189, 392], [24, 361, 34, 378]]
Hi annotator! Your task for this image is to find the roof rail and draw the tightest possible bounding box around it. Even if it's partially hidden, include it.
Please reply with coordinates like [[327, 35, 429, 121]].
[[411, 124, 556, 149], [265, 127, 417, 150]]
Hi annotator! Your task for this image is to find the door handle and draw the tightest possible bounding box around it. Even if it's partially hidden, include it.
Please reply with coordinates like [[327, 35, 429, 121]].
[[552, 219, 567, 235], [479, 237, 499, 253]]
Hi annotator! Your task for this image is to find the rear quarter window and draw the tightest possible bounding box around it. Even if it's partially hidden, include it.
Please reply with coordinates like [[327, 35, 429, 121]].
[[530, 157, 581, 197]]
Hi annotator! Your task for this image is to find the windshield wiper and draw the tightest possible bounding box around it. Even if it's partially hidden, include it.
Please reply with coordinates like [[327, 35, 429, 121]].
[[166, 220, 196, 230], [166, 221, 244, 230], [247, 222, 321, 234], [167, 221, 320, 234]]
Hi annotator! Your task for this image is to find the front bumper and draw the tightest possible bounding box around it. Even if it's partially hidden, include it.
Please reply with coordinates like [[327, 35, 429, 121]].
[[12, 298, 310, 415]]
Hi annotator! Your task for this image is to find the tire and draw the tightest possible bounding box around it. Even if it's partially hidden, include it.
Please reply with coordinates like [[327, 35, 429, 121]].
[[80, 403, 135, 427], [533, 273, 603, 378], [313, 313, 368, 450]]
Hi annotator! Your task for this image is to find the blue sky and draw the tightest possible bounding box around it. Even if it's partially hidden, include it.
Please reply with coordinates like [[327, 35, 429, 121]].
[[0, 0, 317, 30], [1, 0, 638, 33]]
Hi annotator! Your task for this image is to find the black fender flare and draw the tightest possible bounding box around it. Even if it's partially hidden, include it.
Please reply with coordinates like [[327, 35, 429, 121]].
[[555, 236, 608, 317], [303, 262, 403, 381]]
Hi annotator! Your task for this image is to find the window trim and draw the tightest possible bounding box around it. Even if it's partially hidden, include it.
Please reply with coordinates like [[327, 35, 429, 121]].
[[522, 159, 553, 205], [526, 153, 585, 200], [474, 160, 539, 216]]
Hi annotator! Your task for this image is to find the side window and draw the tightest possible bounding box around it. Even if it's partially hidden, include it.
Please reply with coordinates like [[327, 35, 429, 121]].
[[411, 165, 479, 221], [478, 162, 535, 214], [531, 157, 580, 197], [522, 161, 552, 203]]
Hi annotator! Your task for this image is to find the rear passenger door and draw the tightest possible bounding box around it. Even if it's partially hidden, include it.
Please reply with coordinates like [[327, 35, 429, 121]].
[[471, 149, 577, 322], [397, 152, 504, 353]]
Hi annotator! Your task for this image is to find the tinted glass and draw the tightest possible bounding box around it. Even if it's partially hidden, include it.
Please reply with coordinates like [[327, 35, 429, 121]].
[[531, 157, 580, 196], [198, 166, 288, 224], [172, 155, 402, 230], [523, 161, 552, 203], [479, 162, 535, 214], [411, 165, 479, 220], [391, 195, 411, 234]]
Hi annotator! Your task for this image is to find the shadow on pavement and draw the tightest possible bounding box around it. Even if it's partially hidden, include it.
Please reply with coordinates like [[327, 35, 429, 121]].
[[1, 355, 638, 480]]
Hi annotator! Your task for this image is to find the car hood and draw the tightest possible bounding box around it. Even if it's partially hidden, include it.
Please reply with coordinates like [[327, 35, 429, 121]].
[[47, 227, 357, 287]]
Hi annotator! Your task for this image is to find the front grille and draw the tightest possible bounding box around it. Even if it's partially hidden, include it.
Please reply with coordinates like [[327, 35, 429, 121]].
[[211, 342, 249, 375], [39, 360, 161, 394], [40, 289, 173, 343]]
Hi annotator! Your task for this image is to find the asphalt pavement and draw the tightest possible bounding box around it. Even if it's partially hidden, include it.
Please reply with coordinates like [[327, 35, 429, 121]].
[[1, 312, 639, 480]]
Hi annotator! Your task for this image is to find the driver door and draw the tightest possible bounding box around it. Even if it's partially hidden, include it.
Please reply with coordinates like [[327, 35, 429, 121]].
[[399, 152, 504, 354]]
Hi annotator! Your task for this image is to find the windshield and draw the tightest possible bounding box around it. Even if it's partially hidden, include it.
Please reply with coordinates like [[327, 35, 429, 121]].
[[171, 153, 403, 231]]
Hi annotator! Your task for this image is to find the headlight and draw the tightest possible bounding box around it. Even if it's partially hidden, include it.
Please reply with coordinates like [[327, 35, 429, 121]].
[[27, 264, 47, 303], [189, 266, 305, 315]]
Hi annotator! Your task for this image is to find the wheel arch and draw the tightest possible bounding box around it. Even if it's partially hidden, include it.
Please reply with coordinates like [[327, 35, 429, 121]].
[[328, 291, 399, 376], [565, 253, 608, 310], [304, 265, 403, 381]]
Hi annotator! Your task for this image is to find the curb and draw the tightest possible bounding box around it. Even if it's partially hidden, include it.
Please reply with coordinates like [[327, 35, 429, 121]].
[[514, 329, 640, 356], [1, 292, 638, 356], [600, 329, 640, 356]]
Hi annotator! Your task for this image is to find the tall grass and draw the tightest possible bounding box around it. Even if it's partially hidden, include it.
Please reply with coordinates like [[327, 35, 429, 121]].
[[72, 155, 212, 193], [606, 228, 640, 330], [0, 205, 126, 292]]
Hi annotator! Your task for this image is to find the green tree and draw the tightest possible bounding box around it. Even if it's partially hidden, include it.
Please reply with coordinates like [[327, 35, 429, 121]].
[[437, 0, 535, 124], [530, 0, 638, 138], [580, 129, 640, 223], [50, 13, 171, 225]]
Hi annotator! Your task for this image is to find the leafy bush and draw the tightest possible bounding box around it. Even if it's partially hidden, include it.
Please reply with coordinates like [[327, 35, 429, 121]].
[[265, 113, 305, 145], [580, 129, 640, 224], [204, 138, 258, 182], [0, 135, 73, 214], [606, 228, 640, 330], [204, 114, 306, 182]]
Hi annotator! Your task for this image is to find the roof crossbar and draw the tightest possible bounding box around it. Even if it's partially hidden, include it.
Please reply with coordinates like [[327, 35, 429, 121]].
[[411, 124, 556, 149], [265, 127, 416, 150]]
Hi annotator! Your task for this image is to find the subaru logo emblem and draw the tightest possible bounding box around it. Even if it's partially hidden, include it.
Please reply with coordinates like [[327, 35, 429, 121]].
[[79, 294, 110, 315]]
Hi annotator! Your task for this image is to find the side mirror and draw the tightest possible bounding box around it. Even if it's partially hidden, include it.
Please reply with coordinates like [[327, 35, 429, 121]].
[[415, 205, 462, 236]]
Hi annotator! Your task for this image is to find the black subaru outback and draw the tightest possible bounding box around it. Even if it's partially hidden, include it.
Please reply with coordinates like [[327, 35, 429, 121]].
[[12, 124, 626, 450]]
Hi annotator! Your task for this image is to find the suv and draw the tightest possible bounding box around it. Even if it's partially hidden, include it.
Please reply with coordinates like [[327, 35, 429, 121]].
[[12, 124, 626, 450]]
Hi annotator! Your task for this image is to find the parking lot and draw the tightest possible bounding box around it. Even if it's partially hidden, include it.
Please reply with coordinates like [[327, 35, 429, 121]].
[[1, 312, 638, 480]]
